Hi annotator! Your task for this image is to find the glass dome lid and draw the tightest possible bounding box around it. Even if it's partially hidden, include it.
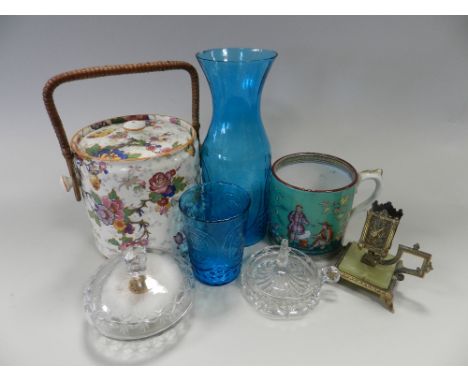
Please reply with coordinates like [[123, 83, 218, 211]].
[[84, 246, 194, 340], [241, 240, 340, 319]]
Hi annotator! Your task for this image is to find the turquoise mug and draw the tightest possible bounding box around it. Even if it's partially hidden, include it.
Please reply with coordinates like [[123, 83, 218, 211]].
[[268, 152, 383, 255]]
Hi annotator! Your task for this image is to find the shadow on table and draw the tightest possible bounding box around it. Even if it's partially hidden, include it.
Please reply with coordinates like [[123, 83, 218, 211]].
[[83, 310, 193, 365], [193, 281, 239, 319], [393, 290, 430, 314], [334, 282, 430, 314]]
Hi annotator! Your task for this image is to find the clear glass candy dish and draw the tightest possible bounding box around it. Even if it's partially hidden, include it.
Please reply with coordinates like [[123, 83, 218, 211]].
[[241, 239, 340, 319], [84, 246, 194, 340]]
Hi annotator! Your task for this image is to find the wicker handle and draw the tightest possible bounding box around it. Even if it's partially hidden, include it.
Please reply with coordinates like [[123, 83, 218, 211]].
[[43, 61, 200, 201]]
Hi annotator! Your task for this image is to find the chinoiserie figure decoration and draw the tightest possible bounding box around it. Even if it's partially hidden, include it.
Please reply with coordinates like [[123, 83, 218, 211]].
[[312, 222, 334, 249], [288, 204, 310, 244]]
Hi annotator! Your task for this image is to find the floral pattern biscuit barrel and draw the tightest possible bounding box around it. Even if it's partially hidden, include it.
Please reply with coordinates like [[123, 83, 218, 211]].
[[70, 114, 200, 257], [43, 61, 201, 258]]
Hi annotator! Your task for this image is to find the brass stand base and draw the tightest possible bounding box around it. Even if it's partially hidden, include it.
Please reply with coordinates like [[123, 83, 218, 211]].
[[336, 243, 399, 312]]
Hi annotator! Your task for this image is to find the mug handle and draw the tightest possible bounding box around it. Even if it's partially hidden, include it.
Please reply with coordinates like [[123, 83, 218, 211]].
[[350, 169, 383, 217]]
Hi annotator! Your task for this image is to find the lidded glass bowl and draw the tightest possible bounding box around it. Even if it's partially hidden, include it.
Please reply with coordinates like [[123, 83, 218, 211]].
[[241, 240, 340, 319], [84, 246, 194, 340]]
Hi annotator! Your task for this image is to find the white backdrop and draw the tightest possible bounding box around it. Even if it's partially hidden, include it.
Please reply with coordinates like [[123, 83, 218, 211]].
[[1, 16, 467, 365]]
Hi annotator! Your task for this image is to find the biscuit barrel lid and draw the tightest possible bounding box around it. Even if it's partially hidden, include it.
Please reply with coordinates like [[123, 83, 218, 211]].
[[71, 114, 196, 162]]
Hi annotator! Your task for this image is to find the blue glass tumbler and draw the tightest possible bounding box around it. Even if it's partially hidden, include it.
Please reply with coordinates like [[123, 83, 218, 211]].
[[179, 182, 251, 286], [196, 48, 277, 246]]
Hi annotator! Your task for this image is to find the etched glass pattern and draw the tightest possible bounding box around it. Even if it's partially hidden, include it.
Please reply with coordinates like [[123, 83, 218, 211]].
[[179, 182, 251, 285]]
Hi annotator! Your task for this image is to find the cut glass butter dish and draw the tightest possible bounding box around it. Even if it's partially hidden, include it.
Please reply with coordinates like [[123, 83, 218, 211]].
[[84, 246, 194, 340], [241, 239, 340, 319]]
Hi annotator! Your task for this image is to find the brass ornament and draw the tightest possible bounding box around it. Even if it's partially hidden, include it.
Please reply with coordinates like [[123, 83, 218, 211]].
[[336, 201, 433, 312], [128, 275, 149, 294]]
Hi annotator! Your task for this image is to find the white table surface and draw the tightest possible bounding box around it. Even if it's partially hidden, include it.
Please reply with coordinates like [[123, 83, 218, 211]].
[[1, 15, 467, 365]]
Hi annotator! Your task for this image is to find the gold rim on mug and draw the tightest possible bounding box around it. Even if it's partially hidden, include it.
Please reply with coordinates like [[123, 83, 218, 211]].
[[271, 152, 359, 193]]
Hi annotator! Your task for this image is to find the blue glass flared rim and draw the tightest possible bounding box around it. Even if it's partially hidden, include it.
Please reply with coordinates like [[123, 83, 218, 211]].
[[179, 181, 251, 224], [196, 48, 278, 63]]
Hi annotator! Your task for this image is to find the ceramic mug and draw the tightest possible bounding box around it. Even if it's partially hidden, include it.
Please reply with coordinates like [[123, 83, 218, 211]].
[[268, 152, 383, 255]]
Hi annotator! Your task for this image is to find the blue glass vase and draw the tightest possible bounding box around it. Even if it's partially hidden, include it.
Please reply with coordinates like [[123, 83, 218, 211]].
[[196, 48, 277, 245]]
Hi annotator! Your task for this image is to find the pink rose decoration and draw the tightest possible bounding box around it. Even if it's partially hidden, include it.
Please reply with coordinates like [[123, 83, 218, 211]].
[[149, 172, 171, 194], [101, 196, 124, 221], [137, 239, 149, 247], [119, 242, 134, 250]]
